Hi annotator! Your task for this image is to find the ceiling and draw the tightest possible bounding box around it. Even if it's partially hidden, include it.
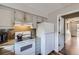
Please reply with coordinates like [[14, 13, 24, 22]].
[[23, 3, 70, 15], [1, 3, 71, 18]]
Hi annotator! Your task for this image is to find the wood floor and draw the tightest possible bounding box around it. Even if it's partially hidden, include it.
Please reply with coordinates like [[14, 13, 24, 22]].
[[65, 37, 79, 55]]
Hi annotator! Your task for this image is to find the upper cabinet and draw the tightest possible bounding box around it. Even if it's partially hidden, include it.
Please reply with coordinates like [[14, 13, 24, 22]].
[[0, 6, 14, 28], [0, 5, 47, 29], [15, 10, 25, 24], [24, 13, 33, 23], [14, 10, 33, 28], [15, 10, 33, 26]]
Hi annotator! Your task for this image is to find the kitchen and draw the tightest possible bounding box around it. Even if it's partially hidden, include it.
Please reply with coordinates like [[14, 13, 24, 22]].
[[0, 4, 55, 55], [0, 5, 37, 55]]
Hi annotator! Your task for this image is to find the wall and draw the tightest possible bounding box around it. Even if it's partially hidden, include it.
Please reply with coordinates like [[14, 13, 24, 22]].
[[70, 21, 77, 37], [47, 4, 79, 51]]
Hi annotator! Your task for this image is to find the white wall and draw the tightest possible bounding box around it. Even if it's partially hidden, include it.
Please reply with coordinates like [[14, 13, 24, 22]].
[[70, 22, 77, 37]]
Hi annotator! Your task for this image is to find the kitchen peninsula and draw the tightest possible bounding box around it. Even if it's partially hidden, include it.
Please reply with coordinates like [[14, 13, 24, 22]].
[[14, 24, 36, 55], [15, 38, 35, 55]]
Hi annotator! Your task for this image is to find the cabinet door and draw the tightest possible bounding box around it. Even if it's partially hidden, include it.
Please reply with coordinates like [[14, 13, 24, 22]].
[[0, 6, 14, 27], [25, 13, 32, 23], [45, 32, 54, 54], [15, 10, 24, 24]]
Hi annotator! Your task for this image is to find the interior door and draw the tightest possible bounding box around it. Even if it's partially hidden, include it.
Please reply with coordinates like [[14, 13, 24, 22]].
[[58, 17, 65, 51]]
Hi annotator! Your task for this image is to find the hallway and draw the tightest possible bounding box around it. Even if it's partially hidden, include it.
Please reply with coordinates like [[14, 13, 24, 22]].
[[58, 13, 79, 55]]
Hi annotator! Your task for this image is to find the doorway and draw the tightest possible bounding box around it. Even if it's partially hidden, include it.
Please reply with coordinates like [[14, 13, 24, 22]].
[[57, 12, 79, 55]]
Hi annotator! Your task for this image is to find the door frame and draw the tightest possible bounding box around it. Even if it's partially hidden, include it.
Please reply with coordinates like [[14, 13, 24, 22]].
[[56, 10, 79, 52]]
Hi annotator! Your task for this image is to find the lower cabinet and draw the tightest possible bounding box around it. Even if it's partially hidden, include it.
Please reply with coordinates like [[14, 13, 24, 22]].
[[15, 39, 35, 55]]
